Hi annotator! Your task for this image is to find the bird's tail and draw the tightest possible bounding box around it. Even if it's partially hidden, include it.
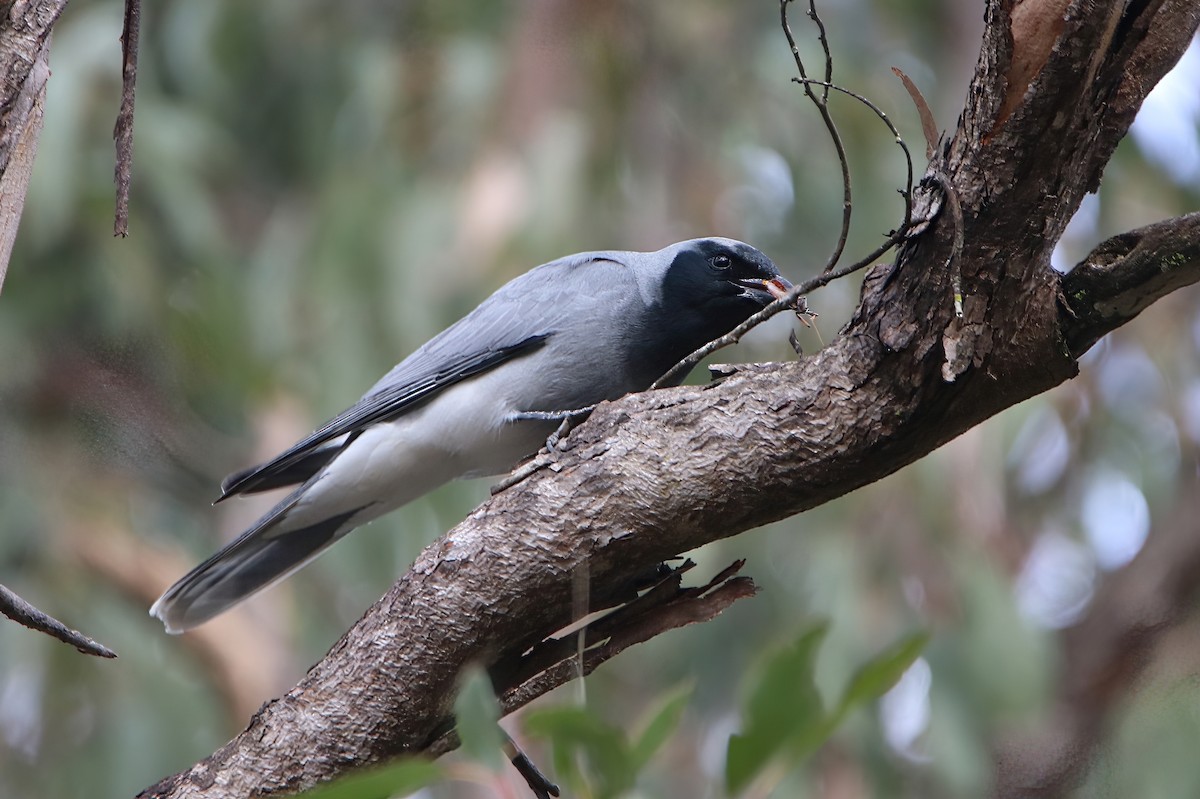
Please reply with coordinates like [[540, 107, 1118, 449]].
[[150, 493, 365, 633]]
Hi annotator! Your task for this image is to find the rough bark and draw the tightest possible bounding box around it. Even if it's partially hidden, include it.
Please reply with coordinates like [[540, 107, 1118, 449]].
[[0, 0, 65, 288], [131, 1, 1200, 797]]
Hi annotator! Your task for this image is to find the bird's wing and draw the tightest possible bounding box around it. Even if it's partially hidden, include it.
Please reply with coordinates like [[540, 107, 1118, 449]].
[[217, 333, 550, 499], [218, 252, 633, 501]]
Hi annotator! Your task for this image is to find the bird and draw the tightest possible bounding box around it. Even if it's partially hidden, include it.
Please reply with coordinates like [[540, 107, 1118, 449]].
[[150, 237, 792, 632]]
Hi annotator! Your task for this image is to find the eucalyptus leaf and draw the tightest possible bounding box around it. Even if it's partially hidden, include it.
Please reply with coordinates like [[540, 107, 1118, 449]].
[[833, 631, 930, 723], [453, 664, 505, 771], [524, 706, 635, 799], [725, 623, 828, 794]]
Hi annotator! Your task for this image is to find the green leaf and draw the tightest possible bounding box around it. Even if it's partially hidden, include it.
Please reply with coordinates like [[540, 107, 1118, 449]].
[[725, 623, 829, 794], [297, 759, 443, 799], [832, 631, 930, 724], [453, 665, 505, 771], [631, 684, 693, 771], [524, 705, 634, 799]]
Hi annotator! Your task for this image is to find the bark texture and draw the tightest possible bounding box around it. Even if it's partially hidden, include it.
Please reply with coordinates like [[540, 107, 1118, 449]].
[[0, 0, 65, 288], [122, 0, 1200, 797]]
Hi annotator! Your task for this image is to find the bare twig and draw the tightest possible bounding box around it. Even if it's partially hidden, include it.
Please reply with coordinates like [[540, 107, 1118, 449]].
[[0, 583, 117, 658], [926, 170, 965, 316], [782, 0, 851, 272], [650, 70, 917, 391], [113, 0, 141, 237], [795, 77, 915, 234], [808, 0, 833, 100]]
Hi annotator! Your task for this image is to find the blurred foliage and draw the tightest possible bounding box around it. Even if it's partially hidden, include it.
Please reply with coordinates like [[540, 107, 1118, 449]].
[[522, 684, 692, 799], [297, 759, 444, 799], [0, 1, 1198, 798], [453, 666, 506, 773], [725, 624, 926, 795]]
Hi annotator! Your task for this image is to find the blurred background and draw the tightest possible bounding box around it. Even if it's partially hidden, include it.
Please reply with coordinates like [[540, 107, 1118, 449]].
[[1, 1, 1198, 797]]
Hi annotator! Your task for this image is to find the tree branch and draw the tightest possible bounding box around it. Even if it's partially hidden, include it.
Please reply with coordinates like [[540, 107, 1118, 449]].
[[1060, 212, 1200, 356], [0, 0, 65, 291], [113, 0, 142, 237], [137, 1, 1200, 796], [0, 583, 117, 658]]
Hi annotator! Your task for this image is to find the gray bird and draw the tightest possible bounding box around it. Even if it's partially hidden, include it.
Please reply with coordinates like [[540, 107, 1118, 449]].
[[151, 237, 790, 632]]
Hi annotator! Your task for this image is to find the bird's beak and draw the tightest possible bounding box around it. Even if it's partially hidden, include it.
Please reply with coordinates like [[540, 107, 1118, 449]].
[[765, 276, 793, 300], [735, 275, 794, 304]]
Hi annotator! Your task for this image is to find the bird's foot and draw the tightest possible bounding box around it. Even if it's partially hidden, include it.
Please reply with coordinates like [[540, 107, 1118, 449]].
[[512, 405, 596, 453], [492, 406, 595, 495]]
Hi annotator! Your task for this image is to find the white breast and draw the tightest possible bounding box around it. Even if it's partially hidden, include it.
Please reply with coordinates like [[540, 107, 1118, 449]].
[[288, 366, 552, 525]]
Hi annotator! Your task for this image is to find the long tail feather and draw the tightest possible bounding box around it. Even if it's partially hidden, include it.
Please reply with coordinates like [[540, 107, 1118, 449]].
[[150, 499, 365, 633]]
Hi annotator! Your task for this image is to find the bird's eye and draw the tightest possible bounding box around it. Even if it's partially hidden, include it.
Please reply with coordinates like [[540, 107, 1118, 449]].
[[710, 254, 732, 270]]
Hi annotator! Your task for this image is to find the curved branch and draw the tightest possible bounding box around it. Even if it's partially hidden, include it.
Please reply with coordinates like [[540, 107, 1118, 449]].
[[1060, 212, 1200, 356], [137, 1, 1200, 797]]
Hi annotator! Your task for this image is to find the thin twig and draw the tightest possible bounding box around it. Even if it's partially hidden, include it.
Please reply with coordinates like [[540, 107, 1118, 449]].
[[926, 170, 965, 316], [808, 1, 834, 103], [650, 70, 917, 391], [0, 583, 117, 658], [782, 0, 852, 272], [113, 0, 141, 237], [794, 77, 915, 234], [649, 235, 901, 390]]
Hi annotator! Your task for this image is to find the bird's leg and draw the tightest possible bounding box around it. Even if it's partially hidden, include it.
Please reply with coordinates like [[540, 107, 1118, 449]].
[[503, 732, 560, 798], [511, 405, 596, 452], [490, 406, 596, 495]]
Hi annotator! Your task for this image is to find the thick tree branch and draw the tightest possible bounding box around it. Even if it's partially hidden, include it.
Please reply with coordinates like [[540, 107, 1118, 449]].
[[0, 0, 65, 289], [138, 1, 1200, 797], [1060, 212, 1200, 356]]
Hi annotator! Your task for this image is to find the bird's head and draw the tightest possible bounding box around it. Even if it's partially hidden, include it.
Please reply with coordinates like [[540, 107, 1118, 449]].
[[655, 236, 792, 328], [625, 237, 792, 386]]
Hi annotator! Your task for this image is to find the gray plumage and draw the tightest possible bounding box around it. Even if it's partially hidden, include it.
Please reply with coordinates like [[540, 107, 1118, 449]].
[[151, 237, 789, 632]]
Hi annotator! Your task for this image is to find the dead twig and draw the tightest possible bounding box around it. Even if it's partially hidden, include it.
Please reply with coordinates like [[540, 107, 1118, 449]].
[[926, 169, 965, 317], [113, 0, 141, 237], [0, 583, 117, 658], [782, 0, 851, 272]]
